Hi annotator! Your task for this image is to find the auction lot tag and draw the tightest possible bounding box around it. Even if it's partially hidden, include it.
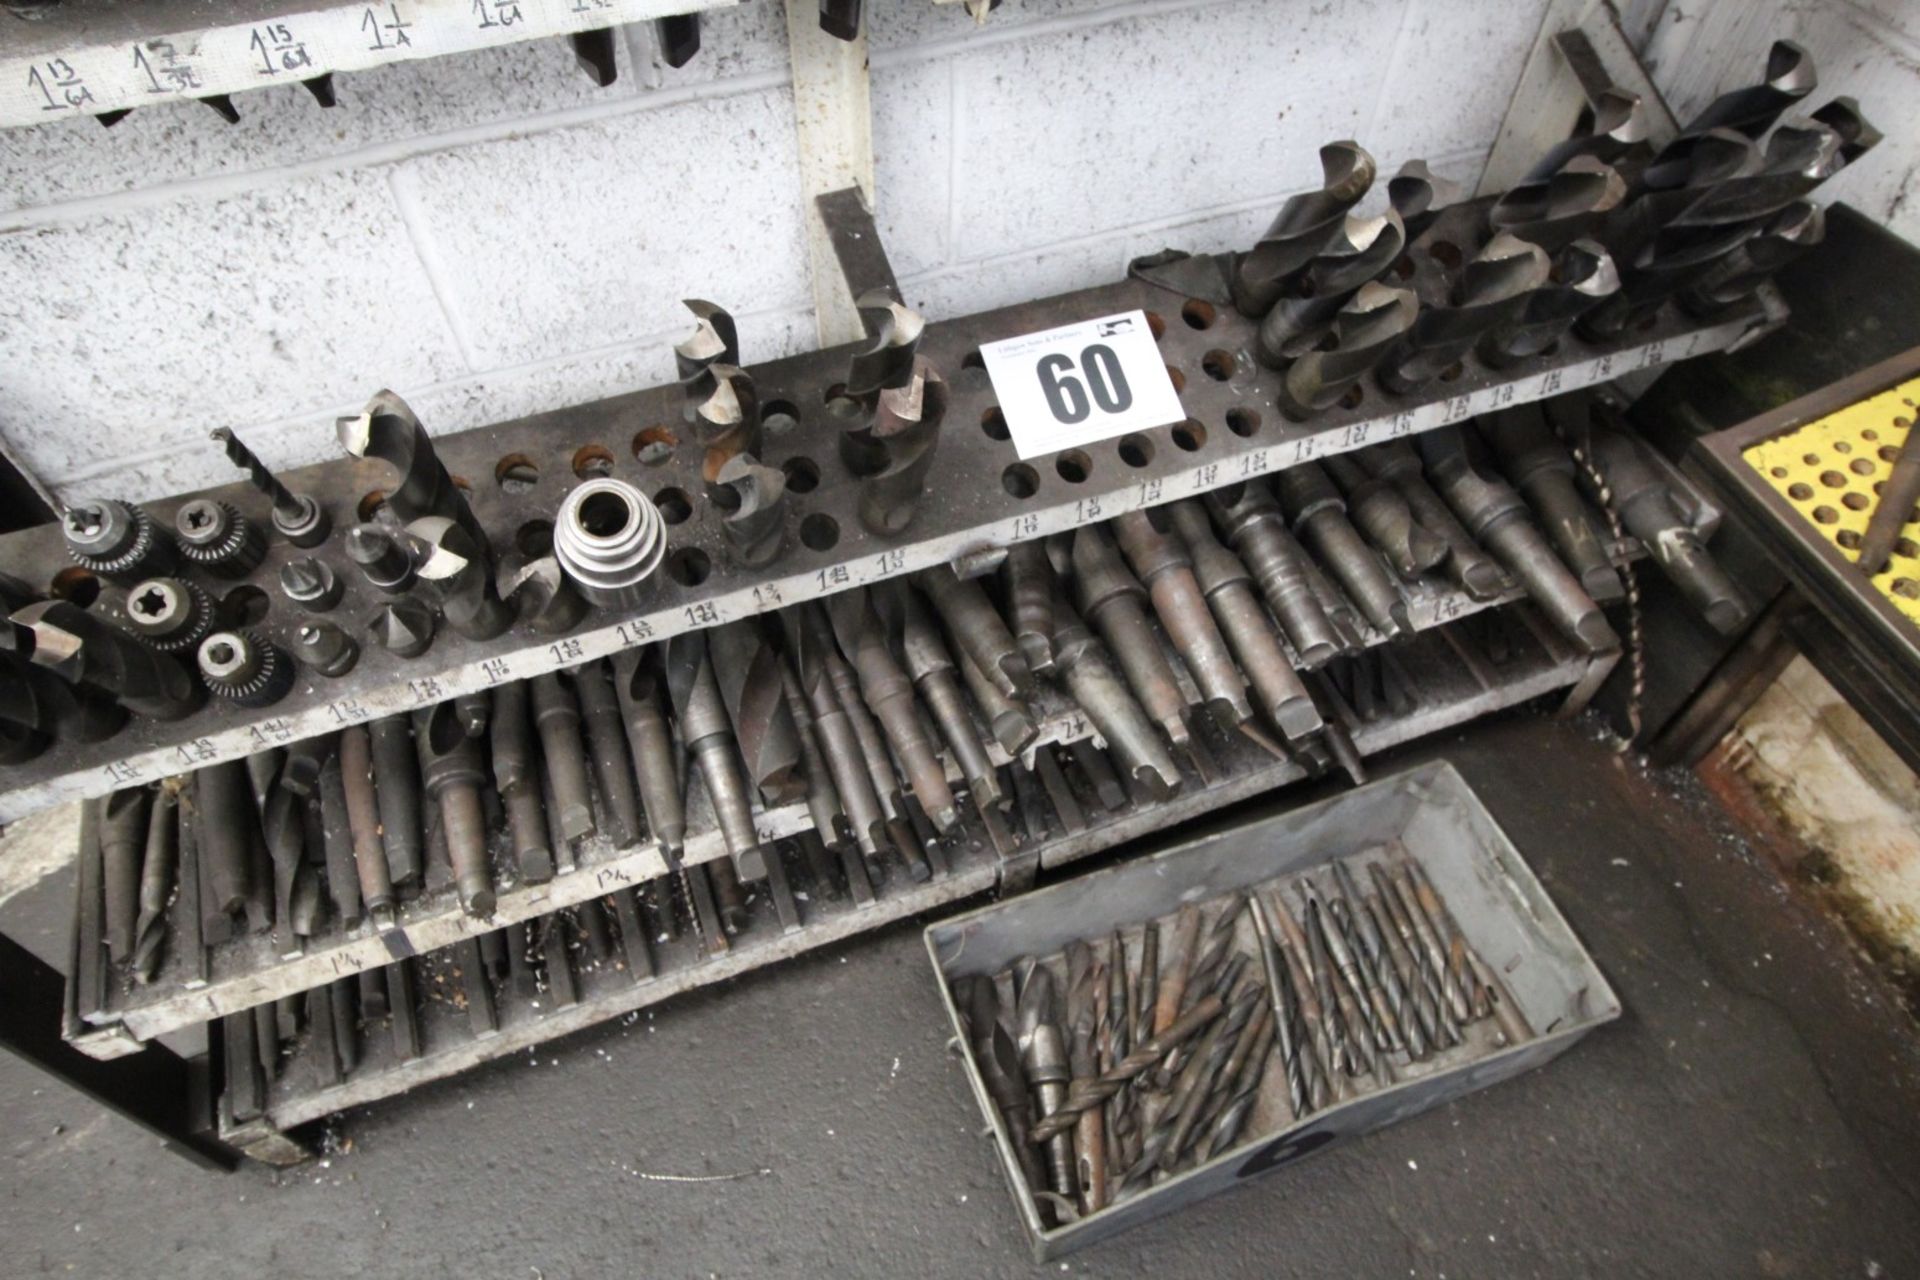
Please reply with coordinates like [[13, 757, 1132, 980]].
[[980, 310, 1186, 460]]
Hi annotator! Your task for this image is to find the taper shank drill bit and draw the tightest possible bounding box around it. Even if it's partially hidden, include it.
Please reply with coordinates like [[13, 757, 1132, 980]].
[[414, 701, 495, 918], [337, 390, 486, 551], [893, 588, 1001, 811], [573, 657, 647, 846], [786, 615, 886, 862], [828, 589, 959, 832], [529, 672, 596, 842], [611, 648, 688, 860], [1069, 524, 1193, 753], [674, 299, 738, 422], [1002, 541, 1056, 677], [1483, 401, 1621, 600], [1112, 510, 1254, 732], [707, 621, 805, 807], [1277, 283, 1419, 420], [1164, 501, 1321, 742], [1354, 441, 1509, 599], [1205, 484, 1341, 666], [338, 725, 398, 929], [12, 600, 203, 720], [1049, 595, 1181, 801], [1321, 453, 1448, 580], [917, 563, 1033, 702], [1272, 466, 1408, 639], [666, 631, 765, 879]]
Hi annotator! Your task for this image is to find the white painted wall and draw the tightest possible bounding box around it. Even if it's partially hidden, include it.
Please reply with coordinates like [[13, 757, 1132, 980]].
[[0, 0, 1910, 507]]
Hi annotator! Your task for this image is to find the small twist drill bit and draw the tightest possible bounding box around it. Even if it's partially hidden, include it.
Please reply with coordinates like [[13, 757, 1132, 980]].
[[211, 428, 330, 547]]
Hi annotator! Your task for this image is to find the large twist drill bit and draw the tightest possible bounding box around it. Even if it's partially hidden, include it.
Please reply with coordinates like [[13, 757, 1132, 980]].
[[1277, 282, 1420, 420], [337, 389, 486, 551], [408, 515, 512, 641], [1524, 86, 1650, 182], [100, 786, 151, 969], [131, 783, 179, 982], [1272, 466, 1408, 639], [674, 299, 738, 422], [1636, 39, 1815, 193], [856, 357, 946, 537], [707, 620, 805, 808], [1255, 208, 1407, 368], [694, 364, 762, 488], [845, 291, 925, 396], [1229, 140, 1376, 316], [12, 600, 202, 720], [1205, 484, 1342, 665], [1377, 233, 1550, 394], [715, 454, 788, 567], [1487, 156, 1626, 253], [1477, 238, 1621, 367], [414, 701, 495, 918], [1678, 200, 1824, 317], [1483, 400, 1622, 600], [1165, 500, 1322, 742], [1387, 157, 1462, 241]]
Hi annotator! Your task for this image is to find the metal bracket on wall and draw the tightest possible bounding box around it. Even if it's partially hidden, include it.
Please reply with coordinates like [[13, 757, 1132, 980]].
[[1479, 2, 1680, 196], [783, 0, 876, 346]]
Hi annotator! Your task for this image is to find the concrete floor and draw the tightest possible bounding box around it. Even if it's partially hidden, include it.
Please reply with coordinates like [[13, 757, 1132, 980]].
[[5, 712, 1920, 1278]]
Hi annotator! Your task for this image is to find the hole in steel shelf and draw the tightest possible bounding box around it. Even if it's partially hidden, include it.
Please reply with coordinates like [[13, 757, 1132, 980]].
[[1055, 450, 1092, 484], [222, 585, 270, 627], [515, 519, 554, 557], [1391, 255, 1415, 281], [1837, 529, 1863, 551], [1812, 505, 1840, 525], [1145, 311, 1167, 341], [824, 381, 850, 406], [1171, 420, 1207, 452], [1339, 384, 1365, 410], [1182, 300, 1216, 330], [633, 426, 679, 466], [579, 492, 632, 537], [1227, 409, 1262, 438], [653, 487, 692, 526], [1820, 470, 1847, 489], [49, 567, 99, 608], [981, 407, 1010, 442], [1427, 241, 1463, 271], [1117, 434, 1155, 468], [800, 513, 839, 551], [1437, 362, 1464, 383], [573, 445, 615, 480], [357, 490, 388, 522], [962, 350, 985, 371], [1893, 577, 1920, 600], [1769, 466, 1789, 478], [707, 482, 741, 514], [1801, 453, 1821, 466], [1883, 445, 1901, 463], [762, 400, 800, 437], [1787, 482, 1815, 501], [1003, 463, 1039, 499], [667, 547, 710, 587], [1833, 439, 1853, 454], [1897, 537, 1919, 559], [1166, 366, 1187, 394], [1843, 492, 1870, 511], [1202, 349, 1236, 381], [1851, 458, 1876, 476], [1863, 427, 1880, 441], [496, 453, 540, 493], [782, 456, 821, 494]]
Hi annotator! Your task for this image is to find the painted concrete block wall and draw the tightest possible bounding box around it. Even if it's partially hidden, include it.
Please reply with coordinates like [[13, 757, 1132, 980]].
[[0, 0, 1908, 510]]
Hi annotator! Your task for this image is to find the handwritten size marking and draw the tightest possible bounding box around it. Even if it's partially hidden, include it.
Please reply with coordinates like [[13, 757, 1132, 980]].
[[481, 657, 512, 683], [408, 677, 443, 704], [1074, 496, 1104, 525], [548, 638, 584, 663], [751, 583, 782, 609], [472, 0, 524, 27], [1441, 395, 1471, 423], [104, 759, 144, 785], [249, 719, 294, 747], [1237, 450, 1270, 478], [595, 866, 633, 888], [1192, 463, 1220, 490], [615, 620, 654, 646], [326, 697, 366, 724], [249, 24, 314, 75], [875, 549, 906, 576], [1389, 411, 1416, 439], [683, 602, 720, 627], [174, 737, 217, 766], [815, 564, 851, 592], [133, 41, 202, 94], [1010, 514, 1040, 539], [26, 60, 93, 111], [362, 3, 415, 48], [329, 950, 368, 975], [1337, 422, 1370, 450]]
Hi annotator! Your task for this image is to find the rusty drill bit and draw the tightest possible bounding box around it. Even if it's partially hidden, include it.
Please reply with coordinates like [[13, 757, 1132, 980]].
[[413, 701, 495, 918], [611, 648, 687, 861], [131, 782, 179, 982], [573, 657, 646, 846], [707, 620, 805, 808], [529, 671, 596, 842], [1028, 990, 1227, 1144], [338, 725, 398, 929], [488, 681, 555, 884], [788, 611, 888, 863], [1353, 441, 1510, 601], [1049, 596, 1182, 802], [694, 364, 762, 488], [890, 586, 1001, 812], [1205, 482, 1343, 667], [917, 563, 1034, 702], [1272, 466, 1409, 640], [855, 355, 946, 537], [665, 631, 765, 880], [1069, 524, 1195, 756], [1112, 510, 1253, 733], [957, 974, 1050, 1201], [99, 786, 150, 969], [1002, 541, 1056, 677]]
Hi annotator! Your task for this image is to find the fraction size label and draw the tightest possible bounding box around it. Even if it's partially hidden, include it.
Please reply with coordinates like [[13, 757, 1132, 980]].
[[980, 310, 1186, 460]]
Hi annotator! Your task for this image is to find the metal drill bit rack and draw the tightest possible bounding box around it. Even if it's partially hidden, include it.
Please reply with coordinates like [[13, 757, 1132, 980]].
[[0, 206, 1765, 828], [210, 610, 1603, 1161]]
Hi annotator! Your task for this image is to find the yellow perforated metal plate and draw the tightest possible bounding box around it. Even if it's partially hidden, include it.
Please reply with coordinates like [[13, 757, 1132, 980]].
[[1743, 375, 1920, 623]]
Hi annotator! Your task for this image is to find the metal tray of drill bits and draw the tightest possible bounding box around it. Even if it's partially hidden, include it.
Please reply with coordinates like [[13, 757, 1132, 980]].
[[926, 759, 1618, 1260]]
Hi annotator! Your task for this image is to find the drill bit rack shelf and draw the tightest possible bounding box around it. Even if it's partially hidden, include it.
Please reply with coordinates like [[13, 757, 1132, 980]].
[[221, 615, 1602, 1155], [64, 522, 1631, 1055], [0, 229, 1761, 827]]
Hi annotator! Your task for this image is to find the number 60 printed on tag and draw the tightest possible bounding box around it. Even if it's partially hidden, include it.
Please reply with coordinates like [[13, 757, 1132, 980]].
[[979, 310, 1188, 460]]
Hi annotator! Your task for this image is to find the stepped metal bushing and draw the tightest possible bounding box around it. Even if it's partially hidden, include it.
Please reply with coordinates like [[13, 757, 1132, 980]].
[[553, 478, 665, 608]]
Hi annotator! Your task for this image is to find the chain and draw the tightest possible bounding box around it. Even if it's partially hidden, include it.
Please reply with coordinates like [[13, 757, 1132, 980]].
[[1552, 414, 1644, 751]]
